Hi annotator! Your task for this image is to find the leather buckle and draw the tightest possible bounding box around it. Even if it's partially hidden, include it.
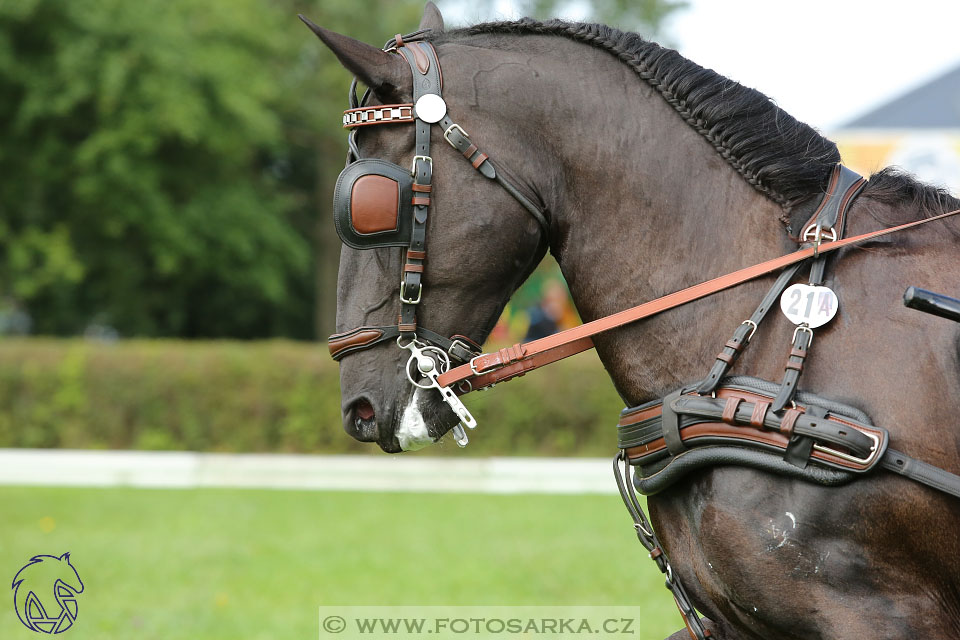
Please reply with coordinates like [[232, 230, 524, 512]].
[[443, 123, 469, 147], [813, 429, 880, 468], [448, 338, 480, 363], [399, 279, 421, 304], [791, 324, 813, 345], [410, 155, 432, 176]]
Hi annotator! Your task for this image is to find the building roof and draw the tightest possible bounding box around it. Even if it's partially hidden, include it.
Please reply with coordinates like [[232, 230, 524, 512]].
[[842, 64, 960, 129]]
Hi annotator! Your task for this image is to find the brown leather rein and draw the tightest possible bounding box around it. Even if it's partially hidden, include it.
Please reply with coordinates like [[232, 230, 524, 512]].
[[437, 206, 960, 392]]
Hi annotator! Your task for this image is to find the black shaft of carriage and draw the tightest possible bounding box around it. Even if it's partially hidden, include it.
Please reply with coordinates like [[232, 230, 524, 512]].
[[904, 287, 960, 324]]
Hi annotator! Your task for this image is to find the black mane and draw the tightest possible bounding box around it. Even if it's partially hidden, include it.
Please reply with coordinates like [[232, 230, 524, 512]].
[[432, 19, 960, 215]]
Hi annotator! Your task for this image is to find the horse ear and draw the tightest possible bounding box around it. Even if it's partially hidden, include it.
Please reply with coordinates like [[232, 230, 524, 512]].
[[420, 2, 444, 32], [59, 552, 71, 562], [298, 15, 411, 102]]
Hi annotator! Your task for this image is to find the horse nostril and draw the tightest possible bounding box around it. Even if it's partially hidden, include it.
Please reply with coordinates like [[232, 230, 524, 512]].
[[345, 398, 379, 442], [355, 399, 375, 421]]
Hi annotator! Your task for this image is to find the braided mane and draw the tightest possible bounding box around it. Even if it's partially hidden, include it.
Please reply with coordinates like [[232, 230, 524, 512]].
[[432, 19, 960, 217], [431, 18, 839, 209]]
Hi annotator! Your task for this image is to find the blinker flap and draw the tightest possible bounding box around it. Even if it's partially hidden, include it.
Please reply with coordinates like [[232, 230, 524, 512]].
[[333, 159, 415, 249]]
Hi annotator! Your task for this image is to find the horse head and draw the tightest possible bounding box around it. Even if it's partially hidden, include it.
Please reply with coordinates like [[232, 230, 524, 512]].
[[304, 4, 551, 452]]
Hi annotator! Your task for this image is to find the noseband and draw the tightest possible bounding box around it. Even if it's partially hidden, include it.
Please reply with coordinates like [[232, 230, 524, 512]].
[[327, 31, 550, 445]]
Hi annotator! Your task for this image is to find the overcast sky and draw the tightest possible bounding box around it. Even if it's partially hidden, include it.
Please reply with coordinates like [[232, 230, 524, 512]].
[[444, 0, 960, 132], [666, 0, 960, 131]]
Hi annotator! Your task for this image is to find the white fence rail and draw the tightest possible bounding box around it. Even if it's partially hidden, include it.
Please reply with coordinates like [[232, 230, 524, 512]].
[[0, 449, 617, 494]]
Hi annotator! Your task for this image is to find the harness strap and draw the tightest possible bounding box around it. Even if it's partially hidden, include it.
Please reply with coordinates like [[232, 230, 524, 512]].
[[619, 381, 960, 499], [771, 326, 812, 412], [613, 452, 712, 640], [695, 262, 804, 394], [882, 450, 960, 499], [442, 119, 550, 234], [697, 165, 865, 396], [438, 207, 960, 390], [396, 42, 440, 336], [797, 165, 867, 246]]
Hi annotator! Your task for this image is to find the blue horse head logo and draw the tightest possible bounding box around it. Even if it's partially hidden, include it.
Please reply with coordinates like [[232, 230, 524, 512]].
[[11, 553, 84, 634]]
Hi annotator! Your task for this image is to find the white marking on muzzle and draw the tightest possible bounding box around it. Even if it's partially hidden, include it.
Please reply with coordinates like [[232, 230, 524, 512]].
[[397, 389, 435, 451]]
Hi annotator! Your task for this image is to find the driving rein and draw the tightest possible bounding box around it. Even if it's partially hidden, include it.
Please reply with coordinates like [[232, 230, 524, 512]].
[[327, 31, 960, 639]]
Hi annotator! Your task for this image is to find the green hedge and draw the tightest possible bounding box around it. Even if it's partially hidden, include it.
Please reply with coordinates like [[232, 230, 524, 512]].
[[0, 339, 626, 456]]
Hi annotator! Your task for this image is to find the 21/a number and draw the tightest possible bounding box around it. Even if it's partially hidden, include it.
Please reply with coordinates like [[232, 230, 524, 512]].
[[779, 284, 839, 328]]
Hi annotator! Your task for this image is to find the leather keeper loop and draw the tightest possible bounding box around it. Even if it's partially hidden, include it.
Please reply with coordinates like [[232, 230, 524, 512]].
[[780, 408, 802, 437], [403, 263, 424, 273], [463, 143, 478, 159], [750, 401, 770, 428], [398, 322, 416, 333], [472, 153, 489, 169], [790, 347, 807, 358], [724, 339, 743, 352], [406, 250, 426, 260], [715, 352, 734, 365], [412, 195, 431, 207], [785, 361, 804, 372], [721, 397, 741, 425], [497, 344, 525, 364], [411, 183, 432, 193]]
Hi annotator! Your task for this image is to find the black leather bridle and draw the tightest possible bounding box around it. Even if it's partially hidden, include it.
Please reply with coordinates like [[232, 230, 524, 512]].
[[327, 31, 551, 445]]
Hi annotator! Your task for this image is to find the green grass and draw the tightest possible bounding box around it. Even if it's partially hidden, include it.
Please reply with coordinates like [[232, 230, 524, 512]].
[[0, 487, 680, 639]]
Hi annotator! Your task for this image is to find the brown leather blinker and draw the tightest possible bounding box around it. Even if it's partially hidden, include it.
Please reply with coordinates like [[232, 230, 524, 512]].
[[333, 159, 414, 250]]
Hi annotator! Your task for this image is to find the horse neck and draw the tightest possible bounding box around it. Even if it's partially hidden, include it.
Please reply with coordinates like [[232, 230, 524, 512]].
[[520, 39, 794, 402]]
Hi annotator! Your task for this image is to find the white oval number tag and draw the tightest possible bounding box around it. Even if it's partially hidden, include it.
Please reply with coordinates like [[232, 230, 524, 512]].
[[779, 284, 839, 328]]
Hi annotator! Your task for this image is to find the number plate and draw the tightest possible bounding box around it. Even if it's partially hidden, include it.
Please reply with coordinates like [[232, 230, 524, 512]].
[[779, 284, 839, 328]]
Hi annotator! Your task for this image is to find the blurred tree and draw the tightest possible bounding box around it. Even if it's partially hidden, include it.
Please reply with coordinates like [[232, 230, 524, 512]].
[[0, 0, 306, 336]]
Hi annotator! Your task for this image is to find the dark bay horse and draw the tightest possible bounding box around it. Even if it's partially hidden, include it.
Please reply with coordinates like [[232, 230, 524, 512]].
[[308, 4, 960, 638]]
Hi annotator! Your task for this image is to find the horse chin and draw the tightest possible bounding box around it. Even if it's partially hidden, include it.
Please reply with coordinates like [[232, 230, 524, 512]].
[[387, 387, 458, 453]]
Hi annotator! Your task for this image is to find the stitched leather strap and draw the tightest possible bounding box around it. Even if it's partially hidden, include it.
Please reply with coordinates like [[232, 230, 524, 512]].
[[438, 207, 960, 391], [696, 262, 804, 394], [882, 449, 960, 499], [328, 325, 481, 362], [771, 327, 812, 412], [441, 118, 550, 234], [798, 165, 867, 243]]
